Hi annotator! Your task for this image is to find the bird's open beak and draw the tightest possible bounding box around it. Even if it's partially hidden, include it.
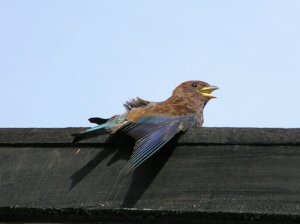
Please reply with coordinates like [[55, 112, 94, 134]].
[[198, 86, 218, 99]]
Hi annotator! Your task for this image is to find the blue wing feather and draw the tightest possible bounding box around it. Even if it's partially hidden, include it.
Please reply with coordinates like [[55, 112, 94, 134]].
[[120, 116, 195, 175]]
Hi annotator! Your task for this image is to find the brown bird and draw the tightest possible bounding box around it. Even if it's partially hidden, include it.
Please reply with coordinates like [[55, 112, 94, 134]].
[[73, 80, 218, 175]]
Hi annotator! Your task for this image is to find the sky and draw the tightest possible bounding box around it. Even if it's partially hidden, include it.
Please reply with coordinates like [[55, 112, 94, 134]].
[[0, 1, 299, 128]]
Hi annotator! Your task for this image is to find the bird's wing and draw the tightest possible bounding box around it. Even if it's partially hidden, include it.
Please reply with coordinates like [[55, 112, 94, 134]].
[[88, 97, 152, 124], [120, 115, 195, 175], [123, 97, 153, 111]]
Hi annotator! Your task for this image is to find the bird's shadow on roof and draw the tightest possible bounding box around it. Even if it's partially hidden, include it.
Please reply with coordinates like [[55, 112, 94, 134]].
[[120, 134, 179, 208], [69, 131, 180, 208], [69, 132, 134, 190]]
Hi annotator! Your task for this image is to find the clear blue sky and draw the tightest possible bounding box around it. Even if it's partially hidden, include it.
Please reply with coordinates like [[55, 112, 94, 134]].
[[0, 1, 299, 128]]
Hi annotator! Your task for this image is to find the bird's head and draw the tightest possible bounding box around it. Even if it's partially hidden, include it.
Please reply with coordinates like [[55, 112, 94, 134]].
[[172, 80, 218, 101]]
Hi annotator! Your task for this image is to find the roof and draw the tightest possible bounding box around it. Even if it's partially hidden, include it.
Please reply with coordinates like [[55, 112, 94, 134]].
[[0, 127, 300, 223]]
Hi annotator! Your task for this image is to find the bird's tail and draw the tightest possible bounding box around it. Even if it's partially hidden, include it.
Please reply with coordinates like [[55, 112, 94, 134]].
[[72, 124, 110, 143]]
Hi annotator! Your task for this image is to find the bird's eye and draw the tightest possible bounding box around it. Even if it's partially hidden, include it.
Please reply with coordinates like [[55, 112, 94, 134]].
[[191, 82, 198, 88]]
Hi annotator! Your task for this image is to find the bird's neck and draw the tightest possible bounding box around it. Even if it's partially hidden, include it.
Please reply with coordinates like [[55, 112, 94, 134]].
[[165, 95, 206, 126], [166, 95, 206, 112]]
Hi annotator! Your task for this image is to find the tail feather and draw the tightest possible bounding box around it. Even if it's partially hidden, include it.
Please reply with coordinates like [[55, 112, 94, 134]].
[[72, 124, 110, 143], [88, 117, 109, 125]]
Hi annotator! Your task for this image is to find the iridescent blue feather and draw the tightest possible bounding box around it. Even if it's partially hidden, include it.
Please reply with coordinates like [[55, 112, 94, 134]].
[[120, 116, 196, 175]]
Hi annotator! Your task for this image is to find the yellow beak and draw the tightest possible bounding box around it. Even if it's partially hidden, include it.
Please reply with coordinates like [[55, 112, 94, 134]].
[[198, 86, 218, 99]]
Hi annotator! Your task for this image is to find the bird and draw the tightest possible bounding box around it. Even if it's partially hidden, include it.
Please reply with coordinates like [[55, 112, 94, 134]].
[[72, 80, 218, 175]]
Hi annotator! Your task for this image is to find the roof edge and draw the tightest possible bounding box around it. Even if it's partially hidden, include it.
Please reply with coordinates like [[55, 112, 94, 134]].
[[0, 127, 299, 146]]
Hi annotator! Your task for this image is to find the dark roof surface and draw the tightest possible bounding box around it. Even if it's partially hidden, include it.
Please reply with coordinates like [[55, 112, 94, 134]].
[[0, 127, 300, 223]]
